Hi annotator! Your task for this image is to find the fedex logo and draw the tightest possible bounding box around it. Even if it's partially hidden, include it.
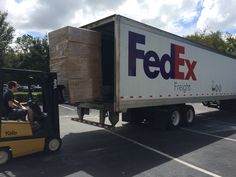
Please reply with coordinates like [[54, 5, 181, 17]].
[[128, 31, 197, 80]]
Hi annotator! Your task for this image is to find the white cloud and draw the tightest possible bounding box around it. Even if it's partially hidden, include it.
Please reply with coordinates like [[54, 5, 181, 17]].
[[116, 0, 201, 35], [197, 0, 236, 32], [1, 0, 236, 38], [1, 0, 38, 28]]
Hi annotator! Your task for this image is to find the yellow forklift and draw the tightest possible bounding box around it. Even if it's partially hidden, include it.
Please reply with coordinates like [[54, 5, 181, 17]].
[[0, 68, 61, 165]]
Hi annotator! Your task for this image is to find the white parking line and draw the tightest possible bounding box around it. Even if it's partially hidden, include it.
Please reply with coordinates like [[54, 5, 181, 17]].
[[181, 128, 236, 142], [59, 105, 75, 111], [203, 119, 236, 127], [60, 115, 76, 118], [106, 130, 221, 177]]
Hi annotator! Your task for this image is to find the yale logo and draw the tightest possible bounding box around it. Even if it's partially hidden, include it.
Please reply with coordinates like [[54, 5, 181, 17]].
[[5, 130, 17, 136]]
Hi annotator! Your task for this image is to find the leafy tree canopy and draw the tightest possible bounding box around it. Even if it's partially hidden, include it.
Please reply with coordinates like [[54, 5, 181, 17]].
[[186, 30, 236, 57], [0, 11, 15, 66], [14, 34, 49, 72]]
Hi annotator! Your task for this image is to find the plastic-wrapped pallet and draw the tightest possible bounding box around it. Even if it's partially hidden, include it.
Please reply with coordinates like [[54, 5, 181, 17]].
[[49, 26, 102, 104]]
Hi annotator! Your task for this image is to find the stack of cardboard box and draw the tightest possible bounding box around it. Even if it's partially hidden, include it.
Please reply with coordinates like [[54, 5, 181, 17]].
[[49, 26, 102, 104]]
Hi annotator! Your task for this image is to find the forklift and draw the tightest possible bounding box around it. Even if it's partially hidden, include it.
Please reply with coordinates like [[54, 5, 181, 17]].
[[0, 68, 61, 165]]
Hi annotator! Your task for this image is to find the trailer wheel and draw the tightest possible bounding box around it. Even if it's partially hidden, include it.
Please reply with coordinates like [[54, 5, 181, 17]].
[[167, 108, 181, 129], [182, 105, 195, 126], [0, 148, 11, 165], [45, 138, 62, 152]]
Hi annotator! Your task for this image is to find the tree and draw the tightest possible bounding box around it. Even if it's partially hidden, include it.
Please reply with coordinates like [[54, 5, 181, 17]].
[[0, 11, 15, 67], [12, 34, 49, 72], [0, 11, 49, 71], [225, 32, 236, 56], [2, 47, 19, 68], [186, 30, 236, 57]]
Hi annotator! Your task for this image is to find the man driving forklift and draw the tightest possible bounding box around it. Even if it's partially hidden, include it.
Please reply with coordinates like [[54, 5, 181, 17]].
[[3, 81, 33, 123], [0, 68, 62, 165]]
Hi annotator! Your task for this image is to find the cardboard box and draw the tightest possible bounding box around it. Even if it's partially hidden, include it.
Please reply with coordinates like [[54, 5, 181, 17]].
[[49, 26, 101, 45], [49, 41, 101, 60], [49, 26, 103, 103], [68, 78, 102, 104], [50, 57, 102, 79]]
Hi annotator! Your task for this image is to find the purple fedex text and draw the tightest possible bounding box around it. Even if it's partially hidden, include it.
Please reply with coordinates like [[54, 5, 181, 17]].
[[128, 31, 197, 80]]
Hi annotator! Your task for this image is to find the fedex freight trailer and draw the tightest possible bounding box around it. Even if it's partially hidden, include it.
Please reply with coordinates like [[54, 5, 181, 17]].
[[73, 15, 236, 128]]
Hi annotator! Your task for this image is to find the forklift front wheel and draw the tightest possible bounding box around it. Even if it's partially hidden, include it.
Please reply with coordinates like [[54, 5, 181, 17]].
[[45, 138, 62, 152], [0, 148, 11, 165]]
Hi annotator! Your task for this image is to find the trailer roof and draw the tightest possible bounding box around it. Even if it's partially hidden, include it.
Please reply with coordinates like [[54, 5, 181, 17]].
[[81, 14, 236, 60], [80, 14, 117, 29]]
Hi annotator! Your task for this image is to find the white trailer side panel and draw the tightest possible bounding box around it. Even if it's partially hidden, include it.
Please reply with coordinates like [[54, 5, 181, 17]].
[[117, 17, 236, 111]]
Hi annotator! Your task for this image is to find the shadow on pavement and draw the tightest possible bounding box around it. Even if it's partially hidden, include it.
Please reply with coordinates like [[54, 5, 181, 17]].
[[0, 111, 236, 177]]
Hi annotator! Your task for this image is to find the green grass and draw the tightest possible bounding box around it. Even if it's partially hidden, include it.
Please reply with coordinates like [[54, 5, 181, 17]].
[[14, 92, 43, 103], [14, 92, 42, 96]]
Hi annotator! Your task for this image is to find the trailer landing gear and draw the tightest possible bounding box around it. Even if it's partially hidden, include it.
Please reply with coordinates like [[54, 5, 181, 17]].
[[75, 107, 119, 129], [109, 112, 119, 126]]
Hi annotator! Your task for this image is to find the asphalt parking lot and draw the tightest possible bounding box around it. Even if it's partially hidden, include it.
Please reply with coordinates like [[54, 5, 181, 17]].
[[0, 103, 236, 177]]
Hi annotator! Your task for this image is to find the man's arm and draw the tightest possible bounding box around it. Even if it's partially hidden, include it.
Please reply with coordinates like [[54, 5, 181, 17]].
[[13, 99, 27, 106], [8, 100, 22, 109], [13, 100, 27, 110]]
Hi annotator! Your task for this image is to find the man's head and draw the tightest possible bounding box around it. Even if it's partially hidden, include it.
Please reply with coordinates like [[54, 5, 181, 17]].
[[7, 81, 19, 92]]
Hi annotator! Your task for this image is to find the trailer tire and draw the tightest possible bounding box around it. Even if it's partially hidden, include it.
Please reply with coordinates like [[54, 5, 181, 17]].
[[45, 138, 62, 153], [0, 148, 11, 165], [167, 107, 181, 129], [182, 105, 195, 126]]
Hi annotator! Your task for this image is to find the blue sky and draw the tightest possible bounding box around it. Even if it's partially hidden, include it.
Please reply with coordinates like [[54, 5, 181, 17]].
[[0, 0, 236, 38], [177, 0, 204, 29], [15, 0, 24, 3], [27, 31, 46, 38]]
